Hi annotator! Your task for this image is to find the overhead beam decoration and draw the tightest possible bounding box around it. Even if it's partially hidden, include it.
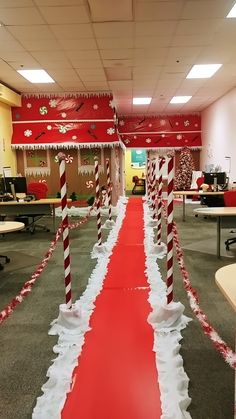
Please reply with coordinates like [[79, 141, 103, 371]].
[[118, 115, 201, 151], [11, 94, 119, 149]]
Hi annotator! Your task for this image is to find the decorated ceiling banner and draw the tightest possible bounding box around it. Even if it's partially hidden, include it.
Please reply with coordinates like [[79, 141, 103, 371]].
[[11, 94, 119, 149], [118, 115, 201, 150], [78, 148, 104, 174]]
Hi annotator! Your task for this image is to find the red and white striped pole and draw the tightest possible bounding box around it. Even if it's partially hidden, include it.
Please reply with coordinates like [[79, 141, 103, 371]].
[[147, 152, 152, 201], [57, 152, 72, 310], [166, 156, 174, 304], [106, 158, 112, 221], [94, 157, 102, 246], [157, 157, 165, 245], [151, 158, 156, 218]]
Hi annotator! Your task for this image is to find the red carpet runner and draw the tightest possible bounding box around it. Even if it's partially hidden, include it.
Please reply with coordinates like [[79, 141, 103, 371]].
[[62, 198, 162, 419]]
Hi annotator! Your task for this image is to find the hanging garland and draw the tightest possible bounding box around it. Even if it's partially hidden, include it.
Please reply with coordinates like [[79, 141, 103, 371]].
[[161, 202, 236, 370]]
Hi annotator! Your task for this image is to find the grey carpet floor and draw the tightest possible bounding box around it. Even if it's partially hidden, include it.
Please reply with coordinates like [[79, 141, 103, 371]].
[[0, 204, 235, 419]]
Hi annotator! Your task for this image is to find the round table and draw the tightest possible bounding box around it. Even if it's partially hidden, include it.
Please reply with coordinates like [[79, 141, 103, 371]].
[[0, 221, 25, 234], [0, 221, 25, 270]]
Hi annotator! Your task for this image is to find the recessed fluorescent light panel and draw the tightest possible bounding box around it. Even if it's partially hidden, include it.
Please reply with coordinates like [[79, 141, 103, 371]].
[[133, 97, 152, 105], [186, 64, 222, 79], [17, 69, 55, 83], [227, 3, 236, 17], [170, 96, 192, 104]]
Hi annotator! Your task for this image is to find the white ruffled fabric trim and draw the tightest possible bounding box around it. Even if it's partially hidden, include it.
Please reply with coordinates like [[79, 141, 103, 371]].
[[55, 205, 118, 218], [32, 197, 127, 419], [143, 201, 192, 419]]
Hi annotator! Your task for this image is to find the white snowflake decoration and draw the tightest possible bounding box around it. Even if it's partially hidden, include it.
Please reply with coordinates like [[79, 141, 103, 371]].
[[124, 139, 130, 144], [93, 104, 98, 110], [146, 138, 151, 143], [176, 134, 182, 140], [49, 99, 57, 108], [72, 135, 77, 140], [107, 127, 115, 135], [61, 112, 67, 118], [24, 129, 32, 137], [26, 103, 32, 109], [160, 119, 166, 126], [119, 120, 125, 126], [47, 125, 52, 130], [109, 99, 115, 108], [161, 134, 165, 138], [184, 120, 190, 127]]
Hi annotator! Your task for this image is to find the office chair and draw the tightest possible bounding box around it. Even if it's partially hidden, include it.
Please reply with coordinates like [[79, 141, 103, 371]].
[[132, 176, 146, 195], [0, 255, 10, 270], [22, 182, 50, 234], [224, 190, 236, 250]]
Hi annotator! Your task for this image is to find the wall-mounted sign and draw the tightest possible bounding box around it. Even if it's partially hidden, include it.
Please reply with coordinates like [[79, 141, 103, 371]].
[[131, 149, 146, 168]]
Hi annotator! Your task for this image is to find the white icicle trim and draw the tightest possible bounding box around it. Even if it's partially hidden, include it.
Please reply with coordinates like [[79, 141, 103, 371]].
[[143, 201, 192, 419], [32, 196, 127, 419], [55, 205, 118, 218]]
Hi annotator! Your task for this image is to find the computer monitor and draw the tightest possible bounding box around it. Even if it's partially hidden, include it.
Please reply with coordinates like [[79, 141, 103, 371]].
[[0, 176, 27, 194], [203, 172, 226, 186]]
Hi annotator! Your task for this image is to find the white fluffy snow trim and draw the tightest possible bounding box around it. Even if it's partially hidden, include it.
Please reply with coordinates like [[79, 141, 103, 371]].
[[102, 219, 116, 229], [32, 196, 127, 419], [143, 201, 192, 419], [55, 205, 118, 218], [148, 242, 167, 260], [91, 242, 109, 259]]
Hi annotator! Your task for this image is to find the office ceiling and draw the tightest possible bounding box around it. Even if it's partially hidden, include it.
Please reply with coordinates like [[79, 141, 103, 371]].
[[0, 0, 236, 115]]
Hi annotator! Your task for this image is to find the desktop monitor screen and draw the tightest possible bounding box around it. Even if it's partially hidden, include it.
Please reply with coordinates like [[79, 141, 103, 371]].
[[0, 177, 27, 194], [203, 172, 226, 185]]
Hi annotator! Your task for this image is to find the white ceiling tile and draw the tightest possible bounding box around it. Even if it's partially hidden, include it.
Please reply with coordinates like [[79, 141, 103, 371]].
[[66, 49, 100, 60], [97, 38, 134, 49], [70, 59, 103, 68], [50, 24, 93, 39], [171, 34, 214, 47], [135, 36, 172, 48], [76, 68, 106, 77], [93, 22, 134, 38], [79, 73, 107, 82], [176, 19, 222, 36], [0, 0, 34, 6], [39, 6, 90, 24], [135, 1, 185, 21], [30, 50, 68, 62], [35, 0, 84, 5], [105, 67, 132, 81], [83, 81, 109, 90], [0, 40, 25, 52], [88, 0, 133, 22], [181, 1, 232, 19], [102, 59, 133, 68], [43, 60, 74, 69], [58, 38, 97, 50], [135, 21, 177, 37], [0, 7, 45, 25], [7, 25, 54, 40], [100, 49, 133, 60], [0, 50, 33, 62], [19, 39, 62, 51]]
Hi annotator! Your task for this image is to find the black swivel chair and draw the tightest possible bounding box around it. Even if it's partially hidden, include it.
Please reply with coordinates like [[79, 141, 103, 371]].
[[224, 190, 236, 250]]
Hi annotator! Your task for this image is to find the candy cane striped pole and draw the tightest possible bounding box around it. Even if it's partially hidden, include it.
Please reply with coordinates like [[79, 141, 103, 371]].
[[157, 157, 165, 245], [151, 158, 156, 218], [94, 157, 102, 245], [166, 156, 174, 304], [147, 152, 152, 201], [106, 158, 112, 221], [57, 152, 72, 310]]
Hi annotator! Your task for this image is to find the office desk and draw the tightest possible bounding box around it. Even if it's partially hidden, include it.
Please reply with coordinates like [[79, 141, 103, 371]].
[[0, 199, 65, 233], [194, 207, 236, 258], [0, 221, 25, 269], [173, 190, 224, 221], [215, 263, 236, 418]]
